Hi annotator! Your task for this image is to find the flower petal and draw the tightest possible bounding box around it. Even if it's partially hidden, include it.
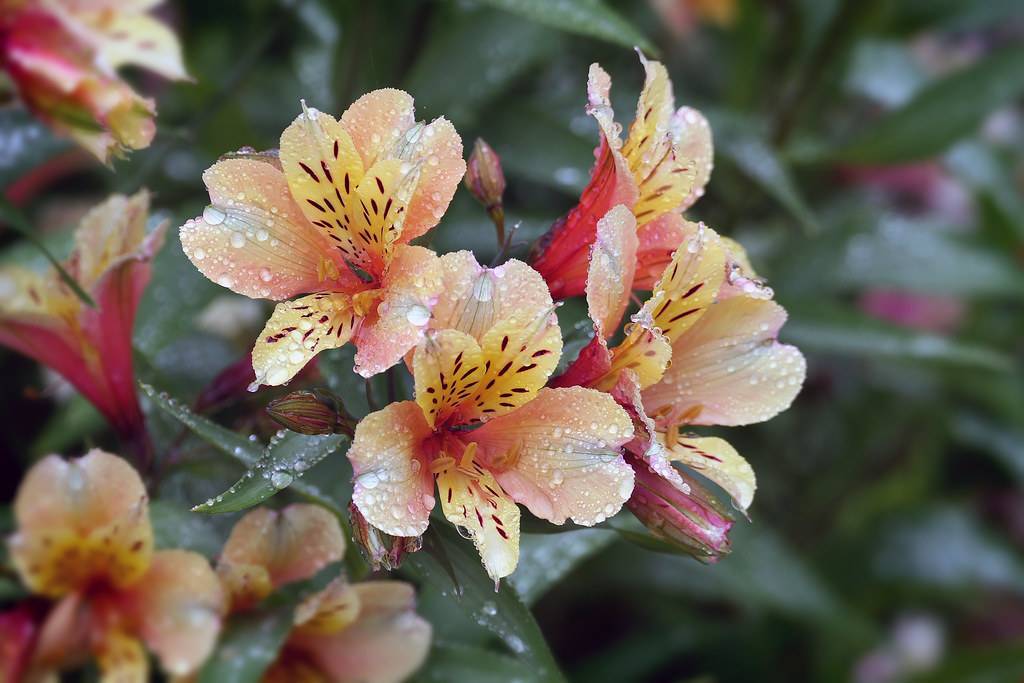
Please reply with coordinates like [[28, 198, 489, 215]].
[[294, 578, 361, 636], [10, 450, 152, 597], [636, 222, 726, 344], [643, 297, 806, 427], [348, 402, 435, 538], [717, 235, 775, 301], [85, 12, 189, 82], [586, 205, 638, 340], [291, 581, 431, 683], [531, 64, 639, 299], [454, 311, 562, 425], [413, 329, 484, 429], [181, 155, 344, 300], [251, 292, 357, 388], [472, 387, 634, 526], [672, 106, 714, 211], [340, 89, 416, 168], [665, 434, 756, 512], [352, 245, 443, 378], [399, 116, 465, 244], [634, 212, 687, 290], [436, 452, 521, 581], [431, 252, 553, 342], [604, 325, 672, 391], [218, 504, 346, 602], [94, 630, 148, 683], [71, 191, 150, 288], [121, 549, 225, 678]]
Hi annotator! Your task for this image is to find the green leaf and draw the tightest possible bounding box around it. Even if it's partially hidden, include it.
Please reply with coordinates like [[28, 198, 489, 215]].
[[784, 306, 1014, 372], [509, 529, 615, 605], [141, 382, 345, 515], [907, 642, 1024, 683], [413, 641, 535, 683], [192, 429, 346, 514], [0, 195, 95, 307], [468, 0, 653, 53], [0, 108, 69, 189], [833, 45, 1024, 164], [402, 525, 566, 682], [405, 8, 561, 126], [149, 501, 225, 557], [197, 562, 340, 683]]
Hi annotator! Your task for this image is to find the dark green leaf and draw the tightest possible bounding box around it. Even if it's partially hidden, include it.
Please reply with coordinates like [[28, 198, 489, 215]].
[[0, 108, 69, 188], [510, 529, 615, 604], [413, 641, 535, 683], [149, 500, 225, 557]]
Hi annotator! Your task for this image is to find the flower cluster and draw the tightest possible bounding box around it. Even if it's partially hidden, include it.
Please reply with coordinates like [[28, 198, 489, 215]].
[[0, 0, 189, 162], [1, 450, 430, 683], [177, 52, 804, 578]]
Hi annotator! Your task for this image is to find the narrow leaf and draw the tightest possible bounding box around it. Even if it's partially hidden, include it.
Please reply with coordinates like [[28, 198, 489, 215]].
[[510, 529, 615, 604]]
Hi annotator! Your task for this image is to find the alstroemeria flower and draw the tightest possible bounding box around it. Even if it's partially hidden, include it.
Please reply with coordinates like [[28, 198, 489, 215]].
[[216, 504, 431, 683], [180, 91, 466, 387], [0, 0, 189, 162], [0, 191, 165, 455], [531, 52, 714, 298], [6, 449, 225, 680], [348, 252, 635, 581], [553, 206, 805, 557]]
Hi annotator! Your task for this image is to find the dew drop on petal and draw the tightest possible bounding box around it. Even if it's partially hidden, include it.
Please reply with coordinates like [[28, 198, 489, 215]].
[[202, 206, 226, 225]]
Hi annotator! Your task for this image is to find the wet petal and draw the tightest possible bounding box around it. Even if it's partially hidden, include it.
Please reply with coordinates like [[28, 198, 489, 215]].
[[399, 116, 465, 244], [94, 630, 148, 683], [348, 402, 435, 538], [604, 325, 672, 391], [352, 245, 443, 378], [292, 581, 431, 683], [10, 450, 152, 597], [586, 205, 638, 340], [634, 212, 687, 290], [72, 191, 150, 288], [672, 106, 714, 211], [643, 297, 806, 427], [294, 578, 361, 636], [637, 222, 726, 344], [455, 311, 562, 425], [717, 235, 775, 301], [181, 156, 345, 300], [664, 434, 755, 512], [431, 252, 553, 342], [279, 103, 370, 271], [122, 550, 225, 678], [339, 89, 416, 168], [413, 330, 484, 428], [251, 292, 357, 388], [218, 504, 346, 603], [472, 387, 634, 526], [436, 450, 521, 581]]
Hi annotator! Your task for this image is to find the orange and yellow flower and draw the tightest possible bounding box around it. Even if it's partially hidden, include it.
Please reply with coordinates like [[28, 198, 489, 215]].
[[0, 0, 189, 162], [553, 205, 805, 557], [179, 91, 466, 387], [5, 449, 225, 681], [531, 52, 714, 298], [0, 191, 165, 456], [216, 504, 431, 683], [347, 252, 635, 581]]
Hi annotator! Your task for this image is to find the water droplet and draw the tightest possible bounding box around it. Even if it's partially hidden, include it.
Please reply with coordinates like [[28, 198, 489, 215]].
[[270, 470, 294, 488], [406, 304, 431, 326], [202, 206, 226, 225]]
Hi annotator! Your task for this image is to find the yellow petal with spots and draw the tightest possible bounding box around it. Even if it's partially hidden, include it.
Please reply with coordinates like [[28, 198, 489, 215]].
[[251, 292, 357, 388], [413, 330, 484, 428], [94, 630, 147, 683], [350, 158, 418, 272], [603, 325, 672, 391], [663, 433, 756, 513], [294, 578, 361, 636], [455, 312, 562, 425]]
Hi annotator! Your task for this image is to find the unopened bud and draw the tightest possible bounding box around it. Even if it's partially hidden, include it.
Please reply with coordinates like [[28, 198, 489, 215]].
[[625, 452, 733, 562], [349, 502, 422, 571], [465, 138, 506, 245], [266, 389, 353, 437]]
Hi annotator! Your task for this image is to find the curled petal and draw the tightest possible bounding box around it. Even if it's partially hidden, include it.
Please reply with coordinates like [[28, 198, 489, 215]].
[[644, 298, 806, 427], [251, 292, 357, 388], [121, 550, 226, 678], [672, 106, 714, 211], [586, 205, 638, 340], [348, 402, 435, 538], [665, 434, 756, 513], [291, 581, 431, 683], [10, 450, 152, 597], [181, 156, 346, 300], [218, 505, 346, 599], [717, 235, 775, 301], [413, 329, 484, 428], [432, 252, 553, 342], [472, 387, 634, 526], [352, 245, 443, 378]]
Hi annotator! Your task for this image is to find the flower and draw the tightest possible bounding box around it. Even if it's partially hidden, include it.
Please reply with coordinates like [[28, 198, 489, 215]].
[[0, 0, 189, 162], [531, 52, 714, 298], [6, 449, 225, 680], [216, 504, 431, 683], [347, 252, 635, 581], [553, 206, 805, 558], [0, 191, 165, 458], [179, 91, 466, 386]]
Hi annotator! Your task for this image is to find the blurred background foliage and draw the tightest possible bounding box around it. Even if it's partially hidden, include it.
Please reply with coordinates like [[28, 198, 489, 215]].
[[2, 0, 1024, 681]]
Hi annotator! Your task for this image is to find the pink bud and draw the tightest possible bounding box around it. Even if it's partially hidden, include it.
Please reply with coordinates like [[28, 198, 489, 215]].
[[349, 502, 422, 571], [465, 138, 506, 215], [266, 390, 353, 437]]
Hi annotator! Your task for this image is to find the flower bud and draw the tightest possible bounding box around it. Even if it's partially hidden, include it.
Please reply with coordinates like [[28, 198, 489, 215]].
[[465, 138, 506, 243], [266, 390, 353, 437], [625, 452, 733, 561], [349, 502, 422, 571]]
